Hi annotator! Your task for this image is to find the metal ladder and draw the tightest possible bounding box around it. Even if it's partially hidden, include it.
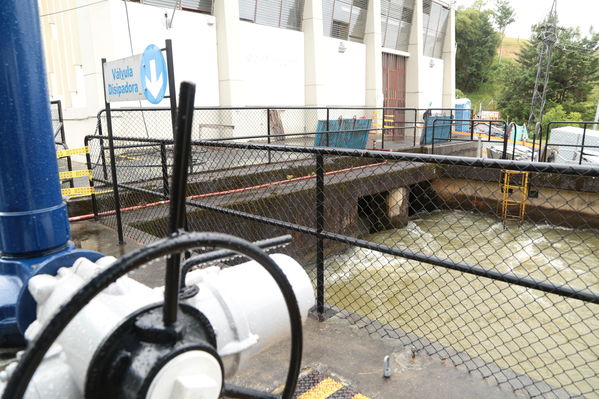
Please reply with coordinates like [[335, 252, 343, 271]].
[[499, 170, 529, 221]]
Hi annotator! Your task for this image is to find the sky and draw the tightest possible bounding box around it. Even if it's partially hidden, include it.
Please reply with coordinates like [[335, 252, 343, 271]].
[[454, 0, 599, 39]]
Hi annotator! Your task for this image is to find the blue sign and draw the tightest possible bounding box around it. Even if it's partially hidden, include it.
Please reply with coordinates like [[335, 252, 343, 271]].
[[140, 44, 168, 104]]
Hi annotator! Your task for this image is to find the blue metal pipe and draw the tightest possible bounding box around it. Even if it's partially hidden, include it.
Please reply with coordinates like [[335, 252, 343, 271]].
[[0, 0, 70, 256]]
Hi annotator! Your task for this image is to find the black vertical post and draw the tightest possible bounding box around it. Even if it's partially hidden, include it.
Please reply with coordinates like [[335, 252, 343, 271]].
[[542, 127, 549, 162], [165, 39, 178, 139], [164, 82, 196, 327], [267, 108, 271, 163], [325, 108, 330, 147], [488, 120, 492, 142], [579, 124, 588, 165], [512, 123, 517, 160], [413, 109, 417, 146], [449, 110, 453, 142], [84, 136, 99, 220], [381, 107, 385, 150], [101, 58, 124, 244], [470, 119, 474, 141], [530, 126, 538, 162], [431, 119, 436, 154], [56, 101, 74, 188], [160, 142, 170, 196], [97, 111, 109, 180], [316, 153, 325, 320], [501, 123, 509, 160]]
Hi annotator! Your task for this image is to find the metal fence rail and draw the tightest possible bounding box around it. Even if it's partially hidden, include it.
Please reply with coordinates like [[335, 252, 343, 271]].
[[85, 133, 599, 399], [544, 121, 599, 164], [50, 100, 73, 188], [95, 106, 480, 150]]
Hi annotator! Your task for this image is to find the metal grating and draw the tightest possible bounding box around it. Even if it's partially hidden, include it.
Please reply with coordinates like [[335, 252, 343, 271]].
[[286, 369, 372, 399]]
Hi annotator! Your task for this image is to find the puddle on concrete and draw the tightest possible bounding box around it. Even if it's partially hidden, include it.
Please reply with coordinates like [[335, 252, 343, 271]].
[[319, 210, 599, 397]]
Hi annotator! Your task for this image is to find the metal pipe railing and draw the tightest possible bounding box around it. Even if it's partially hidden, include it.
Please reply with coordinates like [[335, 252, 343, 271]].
[[84, 134, 599, 310]]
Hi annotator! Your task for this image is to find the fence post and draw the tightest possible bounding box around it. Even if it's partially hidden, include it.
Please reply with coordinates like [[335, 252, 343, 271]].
[[165, 39, 178, 139], [316, 153, 325, 320], [267, 108, 271, 164], [381, 107, 385, 150], [501, 123, 509, 160], [326, 108, 330, 147], [512, 123, 517, 160], [101, 58, 124, 244], [160, 142, 170, 196], [543, 122, 552, 162], [449, 109, 454, 142], [431, 119, 436, 154], [55, 101, 74, 188], [97, 111, 109, 180], [530, 122, 539, 162], [579, 124, 588, 165], [413, 109, 417, 146], [84, 136, 99, 220]]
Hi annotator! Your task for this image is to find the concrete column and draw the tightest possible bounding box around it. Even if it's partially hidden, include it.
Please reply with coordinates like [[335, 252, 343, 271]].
[[214, 0, 245, 106], [387, 187, 409, 227], [442, 6, 456, 108], [364, 0, 383, 107], [303, 0, 326, 106], [405, 0, 424, 109]]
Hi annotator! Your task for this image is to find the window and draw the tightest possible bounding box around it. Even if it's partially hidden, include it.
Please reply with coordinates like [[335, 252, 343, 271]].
[[422, 0, 448, 58], [381, 0, 414, 52], [141, 0, 213, 14], [323, 0, 369, 43], [239, 0, 305, 31]]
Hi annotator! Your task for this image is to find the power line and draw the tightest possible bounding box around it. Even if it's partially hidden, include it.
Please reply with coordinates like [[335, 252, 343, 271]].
[[40, 0, 107, 17]]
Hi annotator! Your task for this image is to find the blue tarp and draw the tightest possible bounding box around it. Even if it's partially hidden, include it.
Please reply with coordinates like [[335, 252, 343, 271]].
[[510, 124, 528, 141], [455, 99, 471, 133], [421, 115, 452, 144], [314, 118, 372, 149]]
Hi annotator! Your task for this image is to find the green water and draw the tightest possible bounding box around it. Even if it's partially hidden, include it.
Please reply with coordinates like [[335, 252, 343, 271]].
[[321, 210, 599, 397]]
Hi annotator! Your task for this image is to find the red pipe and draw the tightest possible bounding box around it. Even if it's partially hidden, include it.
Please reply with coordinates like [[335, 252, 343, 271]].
[[69, 161, 387, 223]]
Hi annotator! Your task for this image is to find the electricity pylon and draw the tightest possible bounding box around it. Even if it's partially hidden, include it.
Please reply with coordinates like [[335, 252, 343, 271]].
[[527, 0, 558, 126]]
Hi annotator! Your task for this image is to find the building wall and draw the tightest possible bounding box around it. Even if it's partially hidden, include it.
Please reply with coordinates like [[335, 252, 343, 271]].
[[239, 22, 305, 106], [324, 37, 366, 107], [39, 0, 455, 150], [422, 56, 444, 108]]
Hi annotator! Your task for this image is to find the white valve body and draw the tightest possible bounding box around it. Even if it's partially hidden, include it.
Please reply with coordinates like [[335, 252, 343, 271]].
[[0, 253, 314, 399]]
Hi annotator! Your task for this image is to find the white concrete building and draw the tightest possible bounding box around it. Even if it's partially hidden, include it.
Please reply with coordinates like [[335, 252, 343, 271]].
[[40, 0, 455, 147]]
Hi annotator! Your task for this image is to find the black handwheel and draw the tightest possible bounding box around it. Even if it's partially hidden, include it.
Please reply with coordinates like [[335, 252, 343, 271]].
[[1, 232, 303, 399]]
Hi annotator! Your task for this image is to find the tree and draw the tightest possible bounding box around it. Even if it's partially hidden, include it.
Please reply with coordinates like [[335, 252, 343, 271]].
[[492, 0, 516, 57], [456, 7, 501, 92], [541, 104, 582, 130], [471, 0, 488, 11], [497, 25, 599, 123]]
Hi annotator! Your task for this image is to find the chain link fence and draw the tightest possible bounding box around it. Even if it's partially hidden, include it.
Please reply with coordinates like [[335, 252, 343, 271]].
[[84, 129, 599, 399], [97, 106, 426, 150]]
